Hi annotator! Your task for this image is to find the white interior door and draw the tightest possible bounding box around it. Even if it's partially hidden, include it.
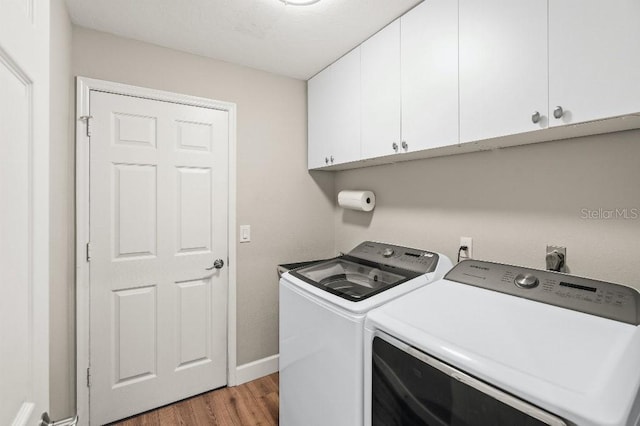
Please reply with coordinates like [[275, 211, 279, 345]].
[[88, 91, 229, 425], [0, 1, 50, 425]]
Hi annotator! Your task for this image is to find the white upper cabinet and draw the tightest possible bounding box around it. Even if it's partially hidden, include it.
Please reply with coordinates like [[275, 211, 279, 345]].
[[401, 0, 459, 151], [549, 0, 640, 127], [307, 0, 640, 170], [361, 20, 401, 160], [459, 0, 548, 143], [308, 47, 361, 169]]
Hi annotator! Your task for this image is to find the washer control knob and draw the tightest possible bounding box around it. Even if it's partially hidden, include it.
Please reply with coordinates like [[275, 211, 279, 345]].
[[382, 248, 395, 258], [514, 273, 539, 289]]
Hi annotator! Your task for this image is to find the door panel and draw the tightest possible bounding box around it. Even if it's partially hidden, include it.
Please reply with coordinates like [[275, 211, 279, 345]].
[[361, 19, 401, 159], [308, 48, 361, 168], [0, 56, 32, 424], [401, 0, 459, 151], [113, 164, 158, 259], [176, 120, 213, 151], [176, 279, 212, 368], [176, 167, 212, 253], [113, 113, 157, 148], [0, 0, 49, 424], [112, 286, 157, 386], [459, 0, 548, 142], [89, 91, 229, 425], [549, 0, 640, 126]]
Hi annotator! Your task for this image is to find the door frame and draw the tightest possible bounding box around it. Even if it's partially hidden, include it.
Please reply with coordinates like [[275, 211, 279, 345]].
[[75, 77, 238, 425]]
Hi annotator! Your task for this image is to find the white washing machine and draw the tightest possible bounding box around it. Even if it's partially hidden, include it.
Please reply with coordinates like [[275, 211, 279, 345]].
[[365, 260, 640, 426], [279, 241, 453, 426]]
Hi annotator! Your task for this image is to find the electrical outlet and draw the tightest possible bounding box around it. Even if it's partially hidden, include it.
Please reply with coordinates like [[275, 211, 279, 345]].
[[240, 225, 251, 243], [460, 237, 473, 260]]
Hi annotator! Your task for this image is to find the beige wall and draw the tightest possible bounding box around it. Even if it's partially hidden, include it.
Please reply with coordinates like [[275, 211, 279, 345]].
[[61, 26, 335, 416], [50, 0, 74, 418], [335, 129, 640, 290]]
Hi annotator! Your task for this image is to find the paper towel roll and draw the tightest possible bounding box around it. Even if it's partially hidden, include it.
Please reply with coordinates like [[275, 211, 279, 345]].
[[338, 190, 376, 212]]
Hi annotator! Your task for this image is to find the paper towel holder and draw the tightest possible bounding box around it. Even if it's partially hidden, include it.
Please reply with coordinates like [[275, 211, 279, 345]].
[[338, 190, 376, 212]]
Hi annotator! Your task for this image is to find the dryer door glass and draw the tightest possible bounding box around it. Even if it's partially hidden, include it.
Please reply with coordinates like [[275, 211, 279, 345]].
[[371, 336, 567, 426]]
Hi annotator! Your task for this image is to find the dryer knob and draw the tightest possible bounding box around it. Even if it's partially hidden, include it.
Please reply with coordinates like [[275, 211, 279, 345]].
[[514, 273, 539, 289], [382, 248, 395, 258]]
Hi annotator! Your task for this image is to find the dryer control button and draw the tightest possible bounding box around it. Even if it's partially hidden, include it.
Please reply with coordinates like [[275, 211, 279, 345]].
[[382, 248, 394, 258], [515, 273, 539, 289]]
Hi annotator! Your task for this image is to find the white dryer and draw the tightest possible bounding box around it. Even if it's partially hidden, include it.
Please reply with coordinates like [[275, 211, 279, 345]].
[[365, 260, 640, 426], [279, 241, 452, 426]]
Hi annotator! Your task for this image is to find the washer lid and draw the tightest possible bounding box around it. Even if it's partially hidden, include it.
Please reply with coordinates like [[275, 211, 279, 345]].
[[290, 256, 419, 301]]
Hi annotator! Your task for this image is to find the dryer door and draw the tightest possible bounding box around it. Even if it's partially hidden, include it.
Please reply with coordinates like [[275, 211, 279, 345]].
[[371, 334, 568, 426]]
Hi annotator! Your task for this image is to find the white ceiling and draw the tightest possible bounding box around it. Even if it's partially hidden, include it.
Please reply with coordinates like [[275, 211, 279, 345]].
[[64, 0, 422, 80]]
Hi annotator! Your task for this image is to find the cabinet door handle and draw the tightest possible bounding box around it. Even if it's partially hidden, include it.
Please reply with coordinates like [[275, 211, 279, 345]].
[[531, 111, 541, 124], [553, 106, 564, 119], [392, 142, 398, 152], [401, 141, 408, 151], [325, 157, 329, 164]]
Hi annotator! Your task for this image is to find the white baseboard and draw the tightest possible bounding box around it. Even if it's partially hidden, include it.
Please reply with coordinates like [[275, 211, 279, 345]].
[[234, 354, 279, 386]]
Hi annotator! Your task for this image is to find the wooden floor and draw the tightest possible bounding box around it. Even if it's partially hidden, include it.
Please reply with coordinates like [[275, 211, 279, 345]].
[[111, 373, 279, 426]]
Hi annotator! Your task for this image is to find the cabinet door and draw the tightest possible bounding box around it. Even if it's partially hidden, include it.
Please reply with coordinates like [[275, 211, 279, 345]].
[[401, 0, 459, 151], [361, 20, 401, 160], [308, 48, 361, 169], [307, 72, 329, 169], [459, 0, 548, 143], [549, 0, 640, 127]]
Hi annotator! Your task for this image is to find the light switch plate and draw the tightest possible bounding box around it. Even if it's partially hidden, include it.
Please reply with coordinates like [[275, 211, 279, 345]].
[[240, 225, 251, 243]]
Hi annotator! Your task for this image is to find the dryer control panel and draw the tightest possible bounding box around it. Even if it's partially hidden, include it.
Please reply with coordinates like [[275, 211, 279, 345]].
[[446, 260, 640, 325]]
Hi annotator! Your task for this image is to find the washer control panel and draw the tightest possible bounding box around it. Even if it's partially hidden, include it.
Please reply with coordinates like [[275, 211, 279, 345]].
[[445, 260, 640, 325], [348, 241, 439, 274], [514, 273, 539, 289]]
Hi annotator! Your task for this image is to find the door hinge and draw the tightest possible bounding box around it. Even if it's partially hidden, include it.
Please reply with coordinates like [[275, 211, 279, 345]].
[[86, 367, 91, 387], [80, 115, 93, 137], [86, 242, 92, 262]]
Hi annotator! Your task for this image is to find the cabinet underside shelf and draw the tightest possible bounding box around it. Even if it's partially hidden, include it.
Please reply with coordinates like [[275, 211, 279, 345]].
[[310, 113, 640, 171]]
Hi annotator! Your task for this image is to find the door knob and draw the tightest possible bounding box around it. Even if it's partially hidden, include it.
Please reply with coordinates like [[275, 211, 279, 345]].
[[206, 259, 225, 270], [401, 141, 408, 151], [392, 142, 398, 152]]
